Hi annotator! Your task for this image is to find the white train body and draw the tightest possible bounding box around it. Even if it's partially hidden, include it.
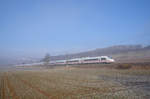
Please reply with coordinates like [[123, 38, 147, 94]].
[[51, 56, 115, 65], [16, 56, 115, 67]]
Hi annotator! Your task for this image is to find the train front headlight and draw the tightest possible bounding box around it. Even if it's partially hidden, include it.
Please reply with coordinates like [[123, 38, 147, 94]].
[[111, 59, 115, 62]]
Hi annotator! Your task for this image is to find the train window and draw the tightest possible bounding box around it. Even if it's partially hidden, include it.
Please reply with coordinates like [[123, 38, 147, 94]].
[[56, 61, 65, 63], [101, 58, 106, 60], [56, 62, 64, 63], [84, 59, 99, 61], [67, 60, 79, 62]]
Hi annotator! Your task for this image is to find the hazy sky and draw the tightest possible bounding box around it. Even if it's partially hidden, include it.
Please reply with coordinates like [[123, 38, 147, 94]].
[[0, 0, 150, 57]]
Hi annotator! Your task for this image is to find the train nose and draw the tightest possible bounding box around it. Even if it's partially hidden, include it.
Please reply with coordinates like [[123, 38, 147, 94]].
[[111, 59, 115, 62]]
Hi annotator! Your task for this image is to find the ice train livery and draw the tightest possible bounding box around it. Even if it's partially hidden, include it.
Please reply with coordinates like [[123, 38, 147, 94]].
[[16, 56, 115, 67], [51, 56, 115, 65]]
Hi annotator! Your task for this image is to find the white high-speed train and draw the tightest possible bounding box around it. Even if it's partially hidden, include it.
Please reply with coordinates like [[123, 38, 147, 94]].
[[51, 56, 115, 65], [16, 56, 115, 67]]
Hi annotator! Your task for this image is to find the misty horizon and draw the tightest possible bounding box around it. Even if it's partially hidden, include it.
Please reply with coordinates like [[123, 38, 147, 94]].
[[0, 44, 150, 66]]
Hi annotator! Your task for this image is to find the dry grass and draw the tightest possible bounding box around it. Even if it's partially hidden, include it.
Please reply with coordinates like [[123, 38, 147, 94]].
[[0, 64, 150, 99]]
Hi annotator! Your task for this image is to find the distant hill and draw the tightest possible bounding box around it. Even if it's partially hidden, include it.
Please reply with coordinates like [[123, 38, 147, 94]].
[[1, 45, 150, 66], [50, 45, 150, 63]]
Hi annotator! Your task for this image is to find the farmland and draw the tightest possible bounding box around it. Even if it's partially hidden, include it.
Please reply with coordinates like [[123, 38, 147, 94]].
[[0, 63, 150, 99]]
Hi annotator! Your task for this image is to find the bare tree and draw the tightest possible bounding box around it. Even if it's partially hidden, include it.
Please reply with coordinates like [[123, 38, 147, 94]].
[[42, 53, 50, 65]]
